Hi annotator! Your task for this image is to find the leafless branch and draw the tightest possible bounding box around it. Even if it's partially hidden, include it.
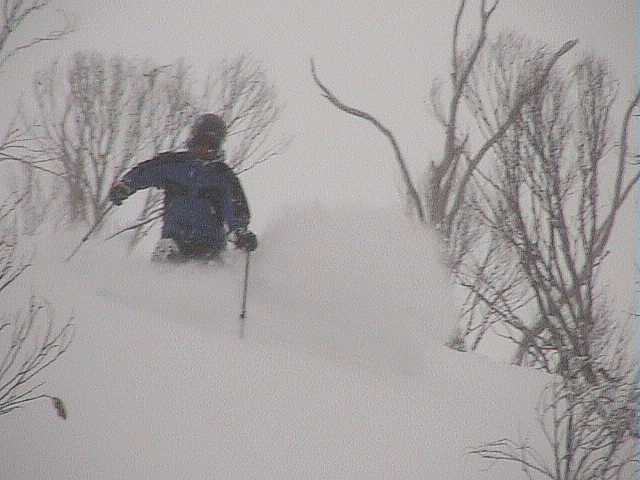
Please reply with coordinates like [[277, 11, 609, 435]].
[[0, 0, 74, 72], [106, 210, 164, 242], [0, 299, 73, 417], [472, 359, 639, 480], [0, 194, 72, 419], [310, 58, 426, 222], [203, 53, 289, 174]]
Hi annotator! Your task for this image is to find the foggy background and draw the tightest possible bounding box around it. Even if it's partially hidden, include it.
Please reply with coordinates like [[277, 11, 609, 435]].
[[2, 0, 633, 305], [1, 1, 635, 213], [0, 2, 638, 478]]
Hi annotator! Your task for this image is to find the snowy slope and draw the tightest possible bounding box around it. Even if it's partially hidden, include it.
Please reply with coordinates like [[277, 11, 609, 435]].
[[1, 206, 549, 479]]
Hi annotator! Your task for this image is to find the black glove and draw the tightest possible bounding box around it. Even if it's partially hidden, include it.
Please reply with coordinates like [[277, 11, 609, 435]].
[[109, 182, 132, 206], [228, 229, 257, 252]]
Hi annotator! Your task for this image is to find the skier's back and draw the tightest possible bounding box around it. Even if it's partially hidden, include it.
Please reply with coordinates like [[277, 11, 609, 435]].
[[109, 113, 257, 262]]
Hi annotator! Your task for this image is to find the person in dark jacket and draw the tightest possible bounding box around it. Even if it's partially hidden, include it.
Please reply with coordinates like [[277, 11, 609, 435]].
[[109, 113, 257, 262]]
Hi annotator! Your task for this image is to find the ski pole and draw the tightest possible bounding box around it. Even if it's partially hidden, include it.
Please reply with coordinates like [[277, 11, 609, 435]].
[[239, 250, 251, 339], [64, 204, 115, 262]]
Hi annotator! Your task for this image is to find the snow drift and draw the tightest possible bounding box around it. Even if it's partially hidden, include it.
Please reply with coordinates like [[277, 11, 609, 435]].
[[1, 206, 549, 479]]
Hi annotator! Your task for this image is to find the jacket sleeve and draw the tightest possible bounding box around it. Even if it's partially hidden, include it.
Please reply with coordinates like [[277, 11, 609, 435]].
[[220, 166, 251, 231], [121, 155, 169, 192]]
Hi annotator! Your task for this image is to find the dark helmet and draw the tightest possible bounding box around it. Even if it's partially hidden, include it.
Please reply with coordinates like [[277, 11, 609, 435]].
[[187, 113, 227, 151]]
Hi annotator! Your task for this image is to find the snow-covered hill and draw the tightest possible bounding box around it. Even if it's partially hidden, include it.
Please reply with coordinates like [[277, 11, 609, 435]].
[[1, 206, 549, 479]]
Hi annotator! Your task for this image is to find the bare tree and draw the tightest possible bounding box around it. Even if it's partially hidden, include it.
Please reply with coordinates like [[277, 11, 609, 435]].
[[309, 1, 579, 355], [27, 51, 286, 249], [0, 194, 72, 419], [310, 1, 576, 238], [0, 0, 73, 421], [458, 33, 640, 480], [309, 1, 576, 355], [429, 2, 576, 240], [454, 37, 640, 378], [0, 299, 72, 419], [29, 52, 178, 226], [0, 0, 72, 73], [311, 1, 638, 374], [0, 0, 73, 171], [470, 319, 639, 480], [310, 2, 640, 477], [208, 53, 289, 173]]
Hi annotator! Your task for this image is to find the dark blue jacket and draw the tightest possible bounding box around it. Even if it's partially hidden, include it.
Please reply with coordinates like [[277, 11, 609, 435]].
[[122, 151, 250, 249]]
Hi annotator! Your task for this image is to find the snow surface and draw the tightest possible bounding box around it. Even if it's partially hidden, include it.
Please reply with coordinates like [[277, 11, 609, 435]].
[[1, 206, 550, 479]]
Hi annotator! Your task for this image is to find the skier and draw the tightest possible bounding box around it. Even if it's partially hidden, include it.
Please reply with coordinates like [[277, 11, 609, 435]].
[[108, 113, 257, 262]]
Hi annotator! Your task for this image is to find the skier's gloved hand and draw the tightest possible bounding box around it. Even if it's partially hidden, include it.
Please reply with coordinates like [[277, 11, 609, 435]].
[[228, 228, 257, 252], [109, 182, 132, 206]]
